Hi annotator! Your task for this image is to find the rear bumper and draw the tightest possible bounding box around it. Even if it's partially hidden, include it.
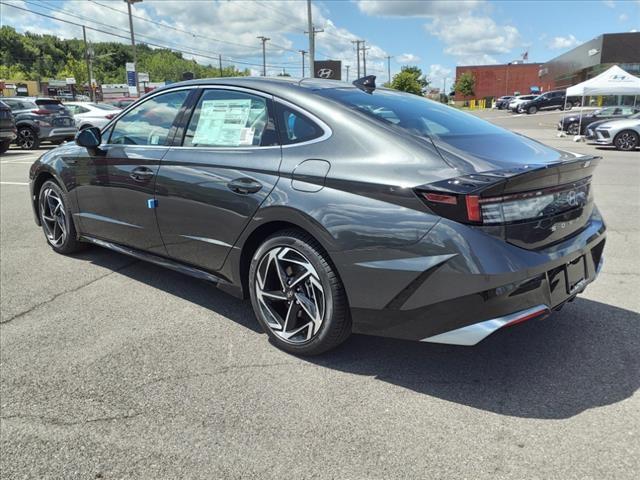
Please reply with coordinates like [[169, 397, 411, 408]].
[[44, 127, 77, 140], [0, 129, 17, 141], [349, 208, 606, 345]]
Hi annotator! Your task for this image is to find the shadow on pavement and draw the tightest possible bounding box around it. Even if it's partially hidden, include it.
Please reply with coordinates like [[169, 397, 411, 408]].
[[75, 247, 639, 420]]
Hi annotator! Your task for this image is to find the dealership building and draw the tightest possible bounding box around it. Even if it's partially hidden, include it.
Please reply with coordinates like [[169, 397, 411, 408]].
[[454, 32, 640, 102]]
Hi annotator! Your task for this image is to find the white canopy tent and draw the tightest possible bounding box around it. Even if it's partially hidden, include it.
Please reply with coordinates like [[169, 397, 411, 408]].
[[563, 65, 640, 139]]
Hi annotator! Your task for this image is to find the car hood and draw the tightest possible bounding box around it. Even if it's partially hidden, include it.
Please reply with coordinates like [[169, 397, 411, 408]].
[[596, 118, 640, 129]]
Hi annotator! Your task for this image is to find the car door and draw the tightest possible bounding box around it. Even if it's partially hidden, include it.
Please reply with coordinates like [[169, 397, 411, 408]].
[[74, 88, 191, 254], [154, 87, 281, 272]]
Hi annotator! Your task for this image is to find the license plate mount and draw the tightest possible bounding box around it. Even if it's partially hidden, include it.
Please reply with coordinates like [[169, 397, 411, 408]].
[[565, 255, 586, 295]]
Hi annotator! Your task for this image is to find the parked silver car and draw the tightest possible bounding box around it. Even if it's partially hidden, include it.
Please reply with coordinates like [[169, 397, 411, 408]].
[[593, 113, 640, 151]]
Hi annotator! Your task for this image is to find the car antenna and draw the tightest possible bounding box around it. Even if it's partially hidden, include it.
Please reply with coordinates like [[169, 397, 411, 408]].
[[353, 75, 376, 93]]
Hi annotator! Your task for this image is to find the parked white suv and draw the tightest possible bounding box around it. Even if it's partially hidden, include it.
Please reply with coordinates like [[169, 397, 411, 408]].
[[64, 102, 121, 130], [508, 95, 538, 113]]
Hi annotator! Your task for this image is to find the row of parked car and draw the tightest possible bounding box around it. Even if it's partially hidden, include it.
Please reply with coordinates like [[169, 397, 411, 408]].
[[495, 90, 579, 114], [0, 96, 130, 152]]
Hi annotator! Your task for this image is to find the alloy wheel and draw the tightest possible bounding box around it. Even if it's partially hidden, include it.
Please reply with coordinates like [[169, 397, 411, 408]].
[[255, 246, 325, 344], [17, 128, 35, 149], [615, 131, 638, 151], [567, 123, 579, 135], [40, 187, 67, 247]]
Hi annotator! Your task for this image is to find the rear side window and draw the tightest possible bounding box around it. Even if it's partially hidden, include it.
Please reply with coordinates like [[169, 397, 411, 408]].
[[183, 89, 277, 147], [4, 99, 37, 111], [109, 90, 189, 146], [275, 103, 323, 145]]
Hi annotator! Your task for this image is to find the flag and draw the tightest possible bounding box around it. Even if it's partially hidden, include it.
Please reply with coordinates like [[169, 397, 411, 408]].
[[522, 51, 529, 61]]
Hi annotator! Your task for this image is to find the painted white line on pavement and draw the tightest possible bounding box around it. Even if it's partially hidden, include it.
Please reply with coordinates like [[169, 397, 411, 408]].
[[0, 181, 29, 185], [1, 161, 34, 164]]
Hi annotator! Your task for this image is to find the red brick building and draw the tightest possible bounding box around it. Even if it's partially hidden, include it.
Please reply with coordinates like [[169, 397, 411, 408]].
[[454, 63, 543, 101]]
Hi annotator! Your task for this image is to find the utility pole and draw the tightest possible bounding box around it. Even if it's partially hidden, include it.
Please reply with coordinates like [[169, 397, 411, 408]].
[[218, 54, 223, 77], [351, 40, 363, 78], [125, 0, 142, 97], [362, 42, 370, 76], [305, 0, 323, 79], [299, 50, 307, 77], [386, 55, 392, 83], [82, 26, 94, 101], [345, 65, 350, 82], [257, 36, 270, 76]]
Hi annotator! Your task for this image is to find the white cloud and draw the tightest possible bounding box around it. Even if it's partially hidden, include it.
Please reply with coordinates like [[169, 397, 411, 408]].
[[547, 34, 581, 50], [396, 53, 420, 63], [619, 13, 629, 22], [3, 0, 388, 77], [426, 15, 520, 65], [427, 64, 453, 89], [357, 0, 483, 17], [602, 0, 615, 8]]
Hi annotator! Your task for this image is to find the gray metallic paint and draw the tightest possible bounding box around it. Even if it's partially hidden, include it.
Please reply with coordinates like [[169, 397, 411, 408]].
[[29, 77, 607, 345]]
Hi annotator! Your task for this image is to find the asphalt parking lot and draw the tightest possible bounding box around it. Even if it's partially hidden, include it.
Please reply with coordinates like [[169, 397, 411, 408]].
[[1, 110, 638, 479]]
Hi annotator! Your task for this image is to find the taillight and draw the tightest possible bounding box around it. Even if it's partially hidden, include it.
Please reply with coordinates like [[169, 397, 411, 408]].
[[418, 178, 591, 225], [31, 109, 50, 115], [105, 114, 116, 119]]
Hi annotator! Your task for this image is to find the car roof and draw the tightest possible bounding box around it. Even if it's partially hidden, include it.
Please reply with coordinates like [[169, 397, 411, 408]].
[[151, 76, 359, 98]]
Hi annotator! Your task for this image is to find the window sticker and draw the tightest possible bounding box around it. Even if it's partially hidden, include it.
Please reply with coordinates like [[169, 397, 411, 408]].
[[192, 99, 253, 146]]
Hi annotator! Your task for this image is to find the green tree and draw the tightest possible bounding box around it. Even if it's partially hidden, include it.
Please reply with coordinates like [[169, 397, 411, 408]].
[[454, 71, 475, 97], [387, 66, 429, 95]]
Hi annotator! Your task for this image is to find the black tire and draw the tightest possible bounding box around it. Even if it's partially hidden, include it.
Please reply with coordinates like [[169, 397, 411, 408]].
[[565, 102, 573, 111], [0, 139, 10, 155], [567, 122, 580, 135], [613, 130, 639, 151], [16, 126, 40, 150], [527, 106, 537, 114], [38, 180, 85, 254], [249, 229, 351, 355]]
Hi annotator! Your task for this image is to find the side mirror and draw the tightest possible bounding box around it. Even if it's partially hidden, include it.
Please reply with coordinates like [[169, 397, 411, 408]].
[[75, 127, 101, 150]]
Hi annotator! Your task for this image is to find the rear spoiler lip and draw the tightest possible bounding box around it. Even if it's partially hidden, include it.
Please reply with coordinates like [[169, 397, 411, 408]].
[[415, 155, 601, 198]]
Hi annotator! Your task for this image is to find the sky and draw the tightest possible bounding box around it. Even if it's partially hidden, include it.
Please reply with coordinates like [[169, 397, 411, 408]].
[[2, 0, 639, 89]]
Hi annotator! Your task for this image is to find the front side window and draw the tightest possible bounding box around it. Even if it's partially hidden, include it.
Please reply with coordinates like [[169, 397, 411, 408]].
[[183, 90, 277, 147], [275, 103, 324, 145], [109, 90, 189, 146]]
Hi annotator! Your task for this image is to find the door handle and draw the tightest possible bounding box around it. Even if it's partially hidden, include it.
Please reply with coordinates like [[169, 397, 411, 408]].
[[227, 178, 263, 194], [130, 167, 154, 182]]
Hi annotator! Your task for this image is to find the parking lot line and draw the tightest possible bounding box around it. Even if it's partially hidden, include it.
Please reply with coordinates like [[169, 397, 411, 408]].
[[0, 181, 29, 185]]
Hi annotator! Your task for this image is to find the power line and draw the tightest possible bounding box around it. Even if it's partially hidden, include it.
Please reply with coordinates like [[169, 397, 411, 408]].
[[88, 0, 299, 54], [1, 1, 304, 72]]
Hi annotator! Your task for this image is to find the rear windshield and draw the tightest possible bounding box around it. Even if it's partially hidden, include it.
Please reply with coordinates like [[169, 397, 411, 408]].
[[316, 87, 565, 169], [317, 88, 506, 139], [35, 100, 65, 111], [93, 103, 120, 111]]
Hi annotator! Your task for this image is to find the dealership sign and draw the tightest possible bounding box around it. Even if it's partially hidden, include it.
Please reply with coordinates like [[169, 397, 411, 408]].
[[314, 60, 341, 80]]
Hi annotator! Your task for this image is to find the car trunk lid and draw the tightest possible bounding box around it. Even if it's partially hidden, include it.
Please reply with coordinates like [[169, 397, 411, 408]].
[[415, 155, 600, 250]]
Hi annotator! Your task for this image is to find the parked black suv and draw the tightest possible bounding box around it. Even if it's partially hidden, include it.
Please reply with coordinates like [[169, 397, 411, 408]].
[[0, 101, 17, 154], [520, 90, 573, 114], [2, 97, 77, 149]]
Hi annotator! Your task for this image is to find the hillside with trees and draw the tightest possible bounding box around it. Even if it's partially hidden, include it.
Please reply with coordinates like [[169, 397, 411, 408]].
[[0, 26, 248, 85]]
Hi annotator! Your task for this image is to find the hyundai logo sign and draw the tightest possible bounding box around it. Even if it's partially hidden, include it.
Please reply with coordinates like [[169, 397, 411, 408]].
[[313, 60, 342, 80]]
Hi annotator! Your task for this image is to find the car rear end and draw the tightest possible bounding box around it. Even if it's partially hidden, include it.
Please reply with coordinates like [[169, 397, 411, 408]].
[[0, 102, 17, 147], [33, 99, 77, 143], [317, 87, 606, 345], [360, 157, 606, 345]]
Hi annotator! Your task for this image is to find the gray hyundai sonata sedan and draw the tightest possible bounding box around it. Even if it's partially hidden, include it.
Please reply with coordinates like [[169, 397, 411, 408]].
[[29, 76, 606, 355]]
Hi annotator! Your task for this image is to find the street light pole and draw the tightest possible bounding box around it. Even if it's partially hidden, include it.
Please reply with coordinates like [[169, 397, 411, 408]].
[[386, 55, 391, 83], [345, 65, 350, 82], [257, 36, 270, 76], [125, 0, 142, 97]]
